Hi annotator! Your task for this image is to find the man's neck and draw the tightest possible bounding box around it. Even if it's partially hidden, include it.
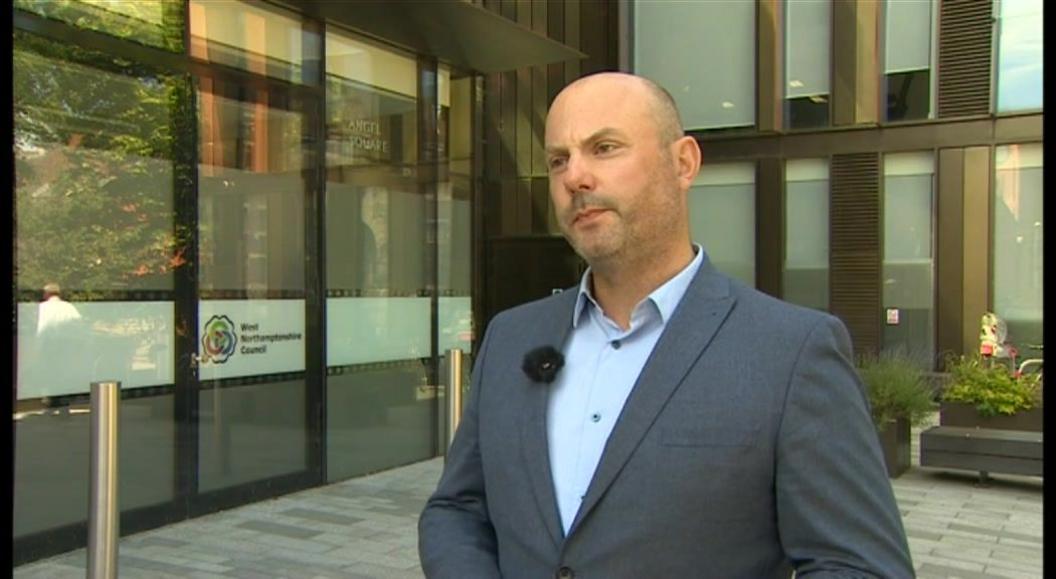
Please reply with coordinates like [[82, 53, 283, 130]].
[[589, 243, 695, 330]]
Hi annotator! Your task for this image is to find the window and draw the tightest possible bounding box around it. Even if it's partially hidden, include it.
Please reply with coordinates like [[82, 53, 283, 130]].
[[882, 152, 935, 368], [689, 163, 756, 286], [190, 0, 306, 84], [14, 31, 179, 538], [883, 0, 936, 121], [784, 159, 829, 310], [15, 0, 182, 51], [995, 0, 1044, 112], [634, 0, 755, 130], [785, 0, 831, 129], [993, 144, 1043, 348], [323, 30, 433, 481]]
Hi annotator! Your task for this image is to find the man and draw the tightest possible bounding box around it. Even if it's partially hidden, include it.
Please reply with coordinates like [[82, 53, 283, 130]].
[[37, 282, 82, 336], [419, 72, 913, 578]]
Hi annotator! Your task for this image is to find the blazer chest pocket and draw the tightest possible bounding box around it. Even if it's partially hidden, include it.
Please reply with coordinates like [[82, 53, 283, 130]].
[[660, 425, 759, 448]]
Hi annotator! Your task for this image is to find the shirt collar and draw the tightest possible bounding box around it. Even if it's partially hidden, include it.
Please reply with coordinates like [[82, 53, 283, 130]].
[[572, 244, 705, 328]]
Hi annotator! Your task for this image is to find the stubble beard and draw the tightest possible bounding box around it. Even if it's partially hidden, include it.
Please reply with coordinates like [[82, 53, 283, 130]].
[[565, 185, 682, 274], [560, 195, 626, 267]]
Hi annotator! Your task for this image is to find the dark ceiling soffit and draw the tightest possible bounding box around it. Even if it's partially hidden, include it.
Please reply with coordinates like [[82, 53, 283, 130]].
[[287, 0, 586, 74]]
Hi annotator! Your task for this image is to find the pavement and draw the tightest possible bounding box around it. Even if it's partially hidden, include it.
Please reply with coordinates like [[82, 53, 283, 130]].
[[14, 413, 1043, 578]]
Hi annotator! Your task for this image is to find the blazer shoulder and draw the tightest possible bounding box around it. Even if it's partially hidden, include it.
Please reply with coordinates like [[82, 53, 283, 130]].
[[725, 277, 845, 334]]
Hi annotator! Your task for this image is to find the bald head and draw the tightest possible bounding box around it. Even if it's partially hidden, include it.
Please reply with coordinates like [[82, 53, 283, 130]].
[[549, 72, 685, 147]]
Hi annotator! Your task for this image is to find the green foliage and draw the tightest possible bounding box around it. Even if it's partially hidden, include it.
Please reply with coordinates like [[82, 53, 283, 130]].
[[941, 354, 1043, 417], [14, 30, 190, 297], [14, 0, 183, 53], [857, 350, 936, 430]]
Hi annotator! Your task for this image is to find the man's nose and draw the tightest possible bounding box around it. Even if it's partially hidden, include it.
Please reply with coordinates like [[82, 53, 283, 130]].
[[562, 155, 596, 193]]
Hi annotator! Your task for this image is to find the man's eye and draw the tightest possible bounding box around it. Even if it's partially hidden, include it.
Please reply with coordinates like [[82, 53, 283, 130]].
[[548, 157, 567, 170], [596, 142, 617, 154]]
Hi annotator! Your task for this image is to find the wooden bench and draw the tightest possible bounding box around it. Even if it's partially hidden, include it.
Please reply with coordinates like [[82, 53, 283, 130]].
[[919, 426, 1043, 484]]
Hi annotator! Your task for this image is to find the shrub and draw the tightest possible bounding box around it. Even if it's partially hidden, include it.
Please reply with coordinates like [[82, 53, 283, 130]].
[[857, 350, 936, 431], [941, 353, 1043, 417]]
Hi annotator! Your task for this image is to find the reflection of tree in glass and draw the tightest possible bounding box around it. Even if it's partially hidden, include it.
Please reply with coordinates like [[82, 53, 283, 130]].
[[14, 0, 182, 52], [14, 31, 192, 296]]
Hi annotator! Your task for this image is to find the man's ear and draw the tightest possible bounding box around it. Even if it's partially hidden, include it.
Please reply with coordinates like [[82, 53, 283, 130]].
[[673, 135, 702, 189]]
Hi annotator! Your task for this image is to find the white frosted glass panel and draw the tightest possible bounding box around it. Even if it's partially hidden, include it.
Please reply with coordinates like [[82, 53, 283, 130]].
[[993, 144, 1043, 343], [883, 152, 934, 307], [438, 183, 471, 293], [689, 163, 755, 285], [439, 297, 473, 354], [189, 0, 304, 83], [17, 301, 174, 399], [786, 158, 828, 182], [327, 297, 431, 365], [693, 163, 756, 187], [996, 0, 1044, 112], [883, 152, 935, 364], [786, 179, 829, 267], [326, 30, 417, 98], [884, 0, 932, 73], [784, 159, 829, 310], [198, 165, 305, 292], [635, 0, 755, 130], [786, 0, 831, 97], [884, 175, 934, 261], [884, 152, 936, 176], [198, 299, 305, 380]]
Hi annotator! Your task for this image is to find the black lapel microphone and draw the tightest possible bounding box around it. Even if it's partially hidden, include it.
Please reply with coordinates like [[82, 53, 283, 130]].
[[522, 345, 565, 384]]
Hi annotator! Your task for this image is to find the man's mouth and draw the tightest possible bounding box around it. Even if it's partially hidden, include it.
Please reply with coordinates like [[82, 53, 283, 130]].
[[572, 208, 609, 226]]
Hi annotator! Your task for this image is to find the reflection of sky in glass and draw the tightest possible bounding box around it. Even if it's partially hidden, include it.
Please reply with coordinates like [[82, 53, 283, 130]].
[[997, 0, 1044, 112]]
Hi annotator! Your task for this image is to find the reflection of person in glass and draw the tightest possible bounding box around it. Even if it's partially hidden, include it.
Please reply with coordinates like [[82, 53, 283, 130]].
[[35, 282, 85, 408], [356, 210, 378, 291], [37, 282, 81, 336]]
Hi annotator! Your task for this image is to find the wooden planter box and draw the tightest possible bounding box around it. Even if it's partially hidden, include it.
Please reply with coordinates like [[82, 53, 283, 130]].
[[877, 417, 911, 478], [939, 402, 1044, 432]]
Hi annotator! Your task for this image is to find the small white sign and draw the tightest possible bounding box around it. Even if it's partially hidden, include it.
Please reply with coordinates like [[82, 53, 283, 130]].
[[886, 308, 900, 325], [198, 300, 305, 380]]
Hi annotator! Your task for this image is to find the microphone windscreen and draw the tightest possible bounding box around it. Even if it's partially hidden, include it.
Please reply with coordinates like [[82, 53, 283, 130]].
[[522, 346, 565, 384]]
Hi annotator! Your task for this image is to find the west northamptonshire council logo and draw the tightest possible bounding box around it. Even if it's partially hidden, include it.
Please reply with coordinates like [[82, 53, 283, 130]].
[[201, 315, 238, 364]]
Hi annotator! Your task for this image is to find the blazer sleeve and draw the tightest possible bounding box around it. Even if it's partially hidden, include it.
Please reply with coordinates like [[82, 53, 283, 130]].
[[418, 322, 502, 579], [775, 315, 916, 578]]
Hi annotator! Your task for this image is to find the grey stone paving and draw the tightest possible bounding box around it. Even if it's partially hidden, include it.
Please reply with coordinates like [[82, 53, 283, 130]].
[[14, 413, 1043, 578]]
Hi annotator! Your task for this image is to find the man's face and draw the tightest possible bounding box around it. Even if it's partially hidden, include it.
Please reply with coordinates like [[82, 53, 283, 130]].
[[545, 76, 686, 267]]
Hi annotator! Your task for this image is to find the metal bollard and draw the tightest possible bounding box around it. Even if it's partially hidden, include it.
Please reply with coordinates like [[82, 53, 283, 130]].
[[446, 349, 464, 449], [88, 381, 120, 579]]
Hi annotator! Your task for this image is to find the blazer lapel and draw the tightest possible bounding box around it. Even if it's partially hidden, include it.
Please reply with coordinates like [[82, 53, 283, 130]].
[[519, 289, 577, 549], [568, 261, 736, 536]]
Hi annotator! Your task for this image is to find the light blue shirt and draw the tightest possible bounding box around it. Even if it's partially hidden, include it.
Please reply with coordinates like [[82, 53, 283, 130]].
[[547, 245, 705, 535]]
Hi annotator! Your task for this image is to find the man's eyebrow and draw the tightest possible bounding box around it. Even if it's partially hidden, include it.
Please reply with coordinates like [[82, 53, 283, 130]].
[[545, 128, 627, 155]]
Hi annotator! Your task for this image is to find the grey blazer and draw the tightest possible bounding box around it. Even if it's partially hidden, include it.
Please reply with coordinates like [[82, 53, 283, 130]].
[[419, 258, 914, 578]]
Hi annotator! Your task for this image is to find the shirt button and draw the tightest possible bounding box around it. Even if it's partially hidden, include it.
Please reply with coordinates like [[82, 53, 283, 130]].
[[591, 413, 601, 422], [556, 567, 575, 579], [612, 340, 621, 349]]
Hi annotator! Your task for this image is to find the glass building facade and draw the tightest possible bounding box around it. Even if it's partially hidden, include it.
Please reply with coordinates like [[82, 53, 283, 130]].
[[11, 0, 584, 565], [631, 0, 1043, 367]]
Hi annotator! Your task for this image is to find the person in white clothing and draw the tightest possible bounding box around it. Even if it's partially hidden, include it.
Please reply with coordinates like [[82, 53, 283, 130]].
[[36, 282, 82, 336]]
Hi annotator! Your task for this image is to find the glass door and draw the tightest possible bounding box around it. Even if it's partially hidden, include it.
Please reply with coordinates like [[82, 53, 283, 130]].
[[323, 31, 435, 481], [190, 0, 316, 497]]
